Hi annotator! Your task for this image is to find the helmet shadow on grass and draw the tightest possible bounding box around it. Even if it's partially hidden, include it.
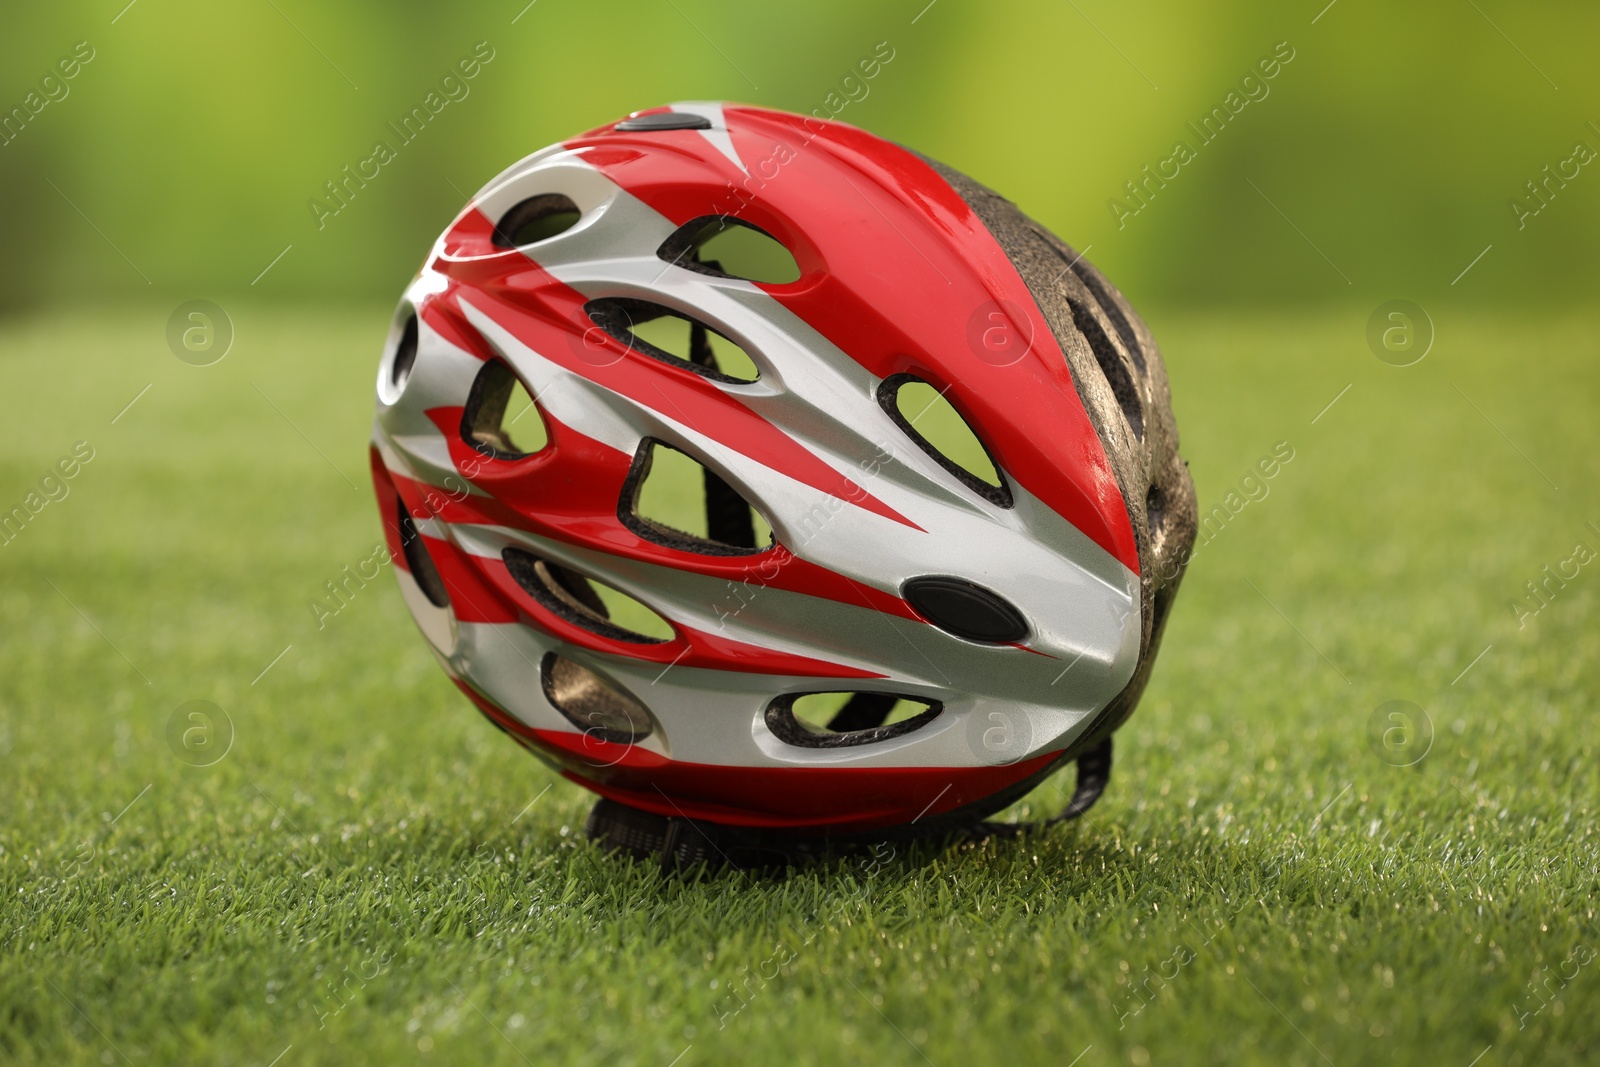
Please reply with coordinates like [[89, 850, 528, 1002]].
[[564, 812, 1313, 928], [572, 813, 1149, 888]]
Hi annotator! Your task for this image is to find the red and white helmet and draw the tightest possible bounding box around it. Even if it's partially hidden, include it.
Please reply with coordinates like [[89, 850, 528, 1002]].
[[370, 102, 1196, 865]]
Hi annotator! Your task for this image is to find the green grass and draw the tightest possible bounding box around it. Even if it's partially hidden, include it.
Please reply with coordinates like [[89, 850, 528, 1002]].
[[1, 302, 1597, 1066]]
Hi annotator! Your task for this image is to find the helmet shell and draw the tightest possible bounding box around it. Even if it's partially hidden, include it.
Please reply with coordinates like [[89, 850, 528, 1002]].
[[370, 102, 1196, 836]]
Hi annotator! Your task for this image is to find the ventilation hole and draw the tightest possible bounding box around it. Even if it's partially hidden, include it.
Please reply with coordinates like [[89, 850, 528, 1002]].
[[620, 439, 773, 556], [585, 298, 759, 383], [891, 382, 1003, 488], [397, 499, 450, 608], [492, 194, 582, 248], [1066, 299, 1145, 441], [1146, 482, 1166, 537], [657, 216, 801, 284], [796, 693, 931, 732], [1069, 264, 1147, 374], [877, 374, 1011, 507], [461, 359, 548, 459], [765, 692, 941, 749], [541, 653, 656, 744], [1034, 227, 1147, 374], [630, 316, 761, 382], [499, 376, 547, 450], [503, 548, 674, 643], [390, 313, 419, 390]]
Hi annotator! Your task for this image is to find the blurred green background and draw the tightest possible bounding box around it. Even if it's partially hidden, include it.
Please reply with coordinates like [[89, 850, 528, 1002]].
[[5, 4, 1600, 1065], [1, 0, 1596, 310]]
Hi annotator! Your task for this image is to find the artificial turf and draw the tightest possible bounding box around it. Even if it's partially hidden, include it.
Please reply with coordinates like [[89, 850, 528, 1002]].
[[1, 303, 1596, 1066]]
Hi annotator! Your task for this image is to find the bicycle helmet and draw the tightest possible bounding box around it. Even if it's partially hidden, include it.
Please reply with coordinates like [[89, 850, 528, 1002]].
[[369, 102, 1196, 867]]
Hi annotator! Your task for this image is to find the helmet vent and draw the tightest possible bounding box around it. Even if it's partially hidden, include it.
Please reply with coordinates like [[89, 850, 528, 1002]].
[[1066, 298, 1145, 441], [615, 112, 712, 132], [620, 439, 774, 556], [503, 548, 673, 644], [461, 359, 548, 459], [541, 653, 657, 744], [657, 216, 801, 285], [492, 194, 581, 247], [397, 500, 451, 609], [390, 312, 419, 391], [1145, 482, 1166, 539], [1035, 231, 1148, 374], [1072, 266, 1147, 373], [766, 692, 941, 749], [585, 298, 759, 383], [878, 374, 1011, 507]]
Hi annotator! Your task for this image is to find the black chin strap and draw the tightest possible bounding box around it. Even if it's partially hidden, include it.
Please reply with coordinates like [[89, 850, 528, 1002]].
[[583, 738, 1114, 872]]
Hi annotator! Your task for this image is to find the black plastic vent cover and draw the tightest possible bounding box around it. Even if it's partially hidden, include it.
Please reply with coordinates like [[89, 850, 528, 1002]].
[[903, 576, 1027, 644], [616, 112, 712, 131]]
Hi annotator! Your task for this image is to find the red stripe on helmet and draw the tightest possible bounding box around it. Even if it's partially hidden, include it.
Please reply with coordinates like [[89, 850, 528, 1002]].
[[419, 294, 496, 362], [563, 106, 1140, 573], [453, 678, 1058, 833], [369, 446, 407, 571]]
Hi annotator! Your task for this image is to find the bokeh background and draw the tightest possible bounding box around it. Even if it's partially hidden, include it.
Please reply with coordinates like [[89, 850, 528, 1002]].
[[1, 0, 1596, 309], [4, 2, 1599, 1065]]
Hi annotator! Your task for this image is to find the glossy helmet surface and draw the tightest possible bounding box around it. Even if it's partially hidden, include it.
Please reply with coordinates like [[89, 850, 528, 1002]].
[[370, 102, 1196, 853]]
